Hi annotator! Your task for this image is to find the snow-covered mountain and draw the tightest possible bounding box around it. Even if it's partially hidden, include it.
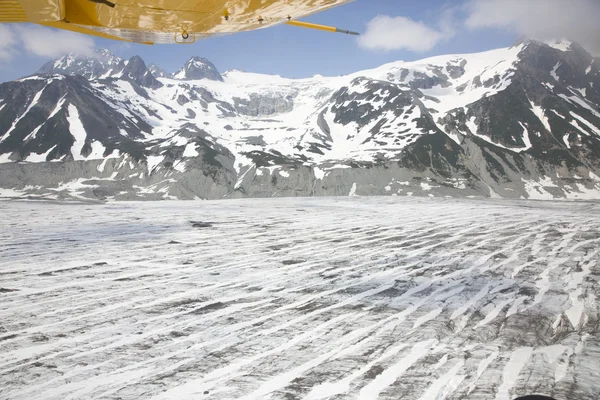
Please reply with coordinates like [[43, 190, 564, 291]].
[[36, 49, 124, 80], [35, 51, 219, 83], [172, 56, 223, 81], [148, 63, 168, 79], [1, 40, 600, 201]]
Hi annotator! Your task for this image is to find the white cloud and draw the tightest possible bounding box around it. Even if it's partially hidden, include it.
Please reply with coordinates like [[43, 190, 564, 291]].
[[0, 24, 95, 63], [109, 42, 132, 55], [465, 0, 600, 53], [358, 15, 455, 53], [358, 1, 600, 55], [13, 25, 95, 58], [0, 25, 19, 62]]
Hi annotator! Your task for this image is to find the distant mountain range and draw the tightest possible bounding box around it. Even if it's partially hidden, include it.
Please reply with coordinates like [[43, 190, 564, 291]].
[[36, 50, 223, 83], [1, 40, 599, 201]]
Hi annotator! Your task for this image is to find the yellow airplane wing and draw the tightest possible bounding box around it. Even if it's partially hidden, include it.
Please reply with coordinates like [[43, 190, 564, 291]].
[[1, 0, 357, 44]]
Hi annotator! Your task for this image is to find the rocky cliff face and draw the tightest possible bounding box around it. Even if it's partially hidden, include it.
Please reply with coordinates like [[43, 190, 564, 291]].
[[1, 40, 600, 201]]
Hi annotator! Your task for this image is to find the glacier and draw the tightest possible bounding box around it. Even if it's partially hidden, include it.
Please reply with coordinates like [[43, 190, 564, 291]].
[[0, 197, 599, 399]]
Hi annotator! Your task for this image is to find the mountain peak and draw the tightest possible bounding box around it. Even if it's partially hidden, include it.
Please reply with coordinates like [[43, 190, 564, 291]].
[[188, 56, 211, 63], [518, 38, 589, 55], [172, 56, 223, 81], [36, 48, 123, 80], [96, 48, 116, 58], [148, 63, 168, 78], [121, 55, 162, 89], [35, 51, 161, 88]]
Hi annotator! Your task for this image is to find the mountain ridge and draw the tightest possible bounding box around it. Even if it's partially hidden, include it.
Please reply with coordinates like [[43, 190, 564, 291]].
[[33, 50, 224, 82], [1, 40, 600, 201]]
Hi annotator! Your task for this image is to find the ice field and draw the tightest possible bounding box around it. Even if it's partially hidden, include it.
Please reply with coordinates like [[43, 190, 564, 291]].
[[1, 197, 599, 399]]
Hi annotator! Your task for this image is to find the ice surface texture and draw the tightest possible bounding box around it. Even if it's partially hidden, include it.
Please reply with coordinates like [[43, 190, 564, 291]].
[[0, 197, 599, 399]]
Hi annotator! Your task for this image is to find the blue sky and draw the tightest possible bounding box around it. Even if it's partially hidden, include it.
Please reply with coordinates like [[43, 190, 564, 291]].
[[1, 0, 598, 82]]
